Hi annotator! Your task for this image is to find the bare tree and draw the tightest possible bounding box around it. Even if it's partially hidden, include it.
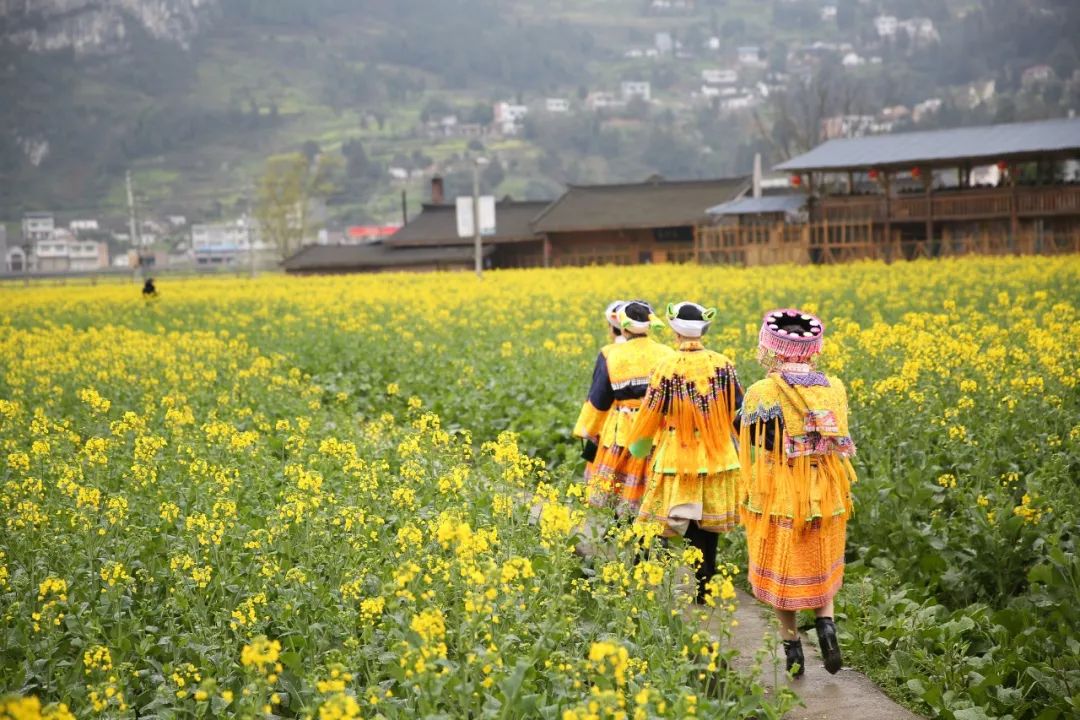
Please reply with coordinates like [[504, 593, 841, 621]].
[[255, 152, 343, 260], [753, 63, 864, 162]]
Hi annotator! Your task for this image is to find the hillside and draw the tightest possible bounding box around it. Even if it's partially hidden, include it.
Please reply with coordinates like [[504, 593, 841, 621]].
[[1, 0, 1078, 230]]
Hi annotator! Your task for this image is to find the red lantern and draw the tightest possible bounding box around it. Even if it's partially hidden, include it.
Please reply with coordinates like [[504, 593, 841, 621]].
[[790, 174, 802, 187], [868, 168, 879, 181], [996, 160, 1008, 171], [911, 166, 922, 179]]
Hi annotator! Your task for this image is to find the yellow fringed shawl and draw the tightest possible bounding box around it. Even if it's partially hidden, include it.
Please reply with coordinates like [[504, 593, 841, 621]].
[[738, 375, 856, 539], [627, 342, 740, 478]]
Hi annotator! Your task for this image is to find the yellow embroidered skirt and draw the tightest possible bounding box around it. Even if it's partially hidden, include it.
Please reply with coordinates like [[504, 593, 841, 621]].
[[636, 469, 740, 536], [741, 462, 850, 610]]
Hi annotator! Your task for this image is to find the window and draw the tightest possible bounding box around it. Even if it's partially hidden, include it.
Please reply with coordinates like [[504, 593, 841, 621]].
[[653, 226, 693, 244]]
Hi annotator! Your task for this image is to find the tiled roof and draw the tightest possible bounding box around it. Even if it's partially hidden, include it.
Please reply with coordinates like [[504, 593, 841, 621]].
[[777, 117, 1080, 172], [532, 176, 748, 232]]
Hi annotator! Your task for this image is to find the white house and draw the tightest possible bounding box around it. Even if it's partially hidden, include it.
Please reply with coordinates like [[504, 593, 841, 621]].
[[874, 15, 898, 38], [821, 114, 878, 140], [900, 17, 939, 43], [21, 212, 54, 244], [702, 68, 738, 85], [191, 218, 268, 266], [620, 81, 652, 102], [587, 92, 624, 110], [719, 95, 757, 112], [700, 85, 721, 99], [842, 52, 865, 67], [1021, 65, 1055, 86], [35, 229, 109, 272], [388, 166, 409, 181], [707, 36, 721, 51], [913, 98, 943, 123], [821, 5, 837, 21], [69, 219, 99, 233], [737, 46, 764, 66], [493, 102, 528, 134], [545, 98, 570, 113]]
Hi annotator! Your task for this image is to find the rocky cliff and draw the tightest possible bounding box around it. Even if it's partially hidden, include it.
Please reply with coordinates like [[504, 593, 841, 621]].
[[0, 0, 215, 54]]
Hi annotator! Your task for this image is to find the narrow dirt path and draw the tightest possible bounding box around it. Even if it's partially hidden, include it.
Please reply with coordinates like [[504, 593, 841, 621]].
[[568, 516, 922, 719], [709, 588, 922, 719]]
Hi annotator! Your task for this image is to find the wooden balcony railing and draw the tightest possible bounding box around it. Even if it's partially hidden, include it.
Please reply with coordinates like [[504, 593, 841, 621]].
[[816, 185, 1080, 223], [695, 222, 1080, 267]]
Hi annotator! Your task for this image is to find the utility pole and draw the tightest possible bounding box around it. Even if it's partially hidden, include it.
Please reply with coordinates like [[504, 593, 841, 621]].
[[125, 170, 141, 279], [245, 185, 256, 279], [472, 161, 482, 278], [472, 157, 489, 278]]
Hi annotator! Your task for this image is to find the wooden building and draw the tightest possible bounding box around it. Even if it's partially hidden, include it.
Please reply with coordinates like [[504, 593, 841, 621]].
[[281, 242, 492, 275], [698, 117, 1080, 265], [533, 176, 748, 266], [384, 200, 551, 268]]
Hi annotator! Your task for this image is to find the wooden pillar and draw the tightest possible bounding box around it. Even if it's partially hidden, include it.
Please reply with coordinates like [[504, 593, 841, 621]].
[[924, 169, 934, 256], [693, 225, 700, 264], [542, 234, 552, 268], [883, 171, 893, 262], [1009, 166, 1019, 254]]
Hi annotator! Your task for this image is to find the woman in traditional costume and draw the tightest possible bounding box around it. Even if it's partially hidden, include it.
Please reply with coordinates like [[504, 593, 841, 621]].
[[577, 301, 628, 486], [737, 309, 855, 677], [626, 302, 743, 603], [574, 301, 674, 517]]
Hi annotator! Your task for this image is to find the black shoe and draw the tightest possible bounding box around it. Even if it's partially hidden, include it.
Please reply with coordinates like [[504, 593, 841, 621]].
[[783, 639, 804, 678], [815, 617, 842, 674]]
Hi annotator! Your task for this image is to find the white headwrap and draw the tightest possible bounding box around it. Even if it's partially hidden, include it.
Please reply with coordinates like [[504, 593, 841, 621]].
[[619, 301, 664, 335], [605, 300, 627, 331], [666, 302, 716, 338]]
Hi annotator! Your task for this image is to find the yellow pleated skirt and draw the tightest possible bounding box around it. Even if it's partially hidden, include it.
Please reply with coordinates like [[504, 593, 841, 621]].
[[636, 468, 740, 536]]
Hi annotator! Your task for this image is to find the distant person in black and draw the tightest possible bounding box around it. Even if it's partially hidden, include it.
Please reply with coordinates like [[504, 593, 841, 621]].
[[142, 278, 158, 298]]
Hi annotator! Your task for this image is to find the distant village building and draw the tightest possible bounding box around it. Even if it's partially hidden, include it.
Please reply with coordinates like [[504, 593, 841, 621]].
[[821, 114, 879, 140], [702, 68, 738, 85], [191, 218, 269, 267], [842, 52, 865, 67], [719, 94, 757, 113], [167, 215, 187, 227], [34, 229, 109, 272], [1021, 65, 1055, 87], [737, 46, 764, 66], [493, 102, 528, 135], [69, 219, 99, 233], [707, 36, 721, 52], [620, 81, 652, 102], [899, 17, 939, 44], [545, 98, 570, 113], [912, 98, 943, 123], [874, 15, 898, 38], [21, 212, 54, 244], [820, 5, 837, 21], [587, 92, 623, 110], [965, 79, 996, 107]]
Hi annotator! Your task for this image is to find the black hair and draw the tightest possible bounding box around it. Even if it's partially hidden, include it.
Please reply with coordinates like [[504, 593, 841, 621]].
[[623, 301, 651, 323], [676, 304, 704, 321], [610, 326, 622, 338]]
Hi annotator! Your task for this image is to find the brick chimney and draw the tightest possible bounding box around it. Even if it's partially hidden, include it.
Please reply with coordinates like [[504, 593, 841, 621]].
[[431, 176, 445, 204]]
